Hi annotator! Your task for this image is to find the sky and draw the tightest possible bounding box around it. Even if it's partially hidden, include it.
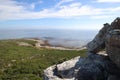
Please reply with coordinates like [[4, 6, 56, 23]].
[[0, 0, 120, 30]]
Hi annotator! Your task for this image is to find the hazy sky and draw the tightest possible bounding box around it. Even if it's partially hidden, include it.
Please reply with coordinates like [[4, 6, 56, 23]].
[[0, 0, 120, 30]]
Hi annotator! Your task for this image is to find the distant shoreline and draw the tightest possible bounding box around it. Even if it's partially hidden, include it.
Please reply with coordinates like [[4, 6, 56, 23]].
[[25, 38, 87, 50], [1, 37, 87, 50]]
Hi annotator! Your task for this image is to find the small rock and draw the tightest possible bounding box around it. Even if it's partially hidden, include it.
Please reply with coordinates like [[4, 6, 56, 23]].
[[17, 42, 32, 46]]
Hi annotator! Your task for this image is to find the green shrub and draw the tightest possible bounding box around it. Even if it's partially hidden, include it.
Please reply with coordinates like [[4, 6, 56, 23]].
[[0, 39, 87, 80]]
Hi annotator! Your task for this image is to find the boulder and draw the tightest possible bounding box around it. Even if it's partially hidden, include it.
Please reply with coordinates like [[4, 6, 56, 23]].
[[87, 23, 111, 53], [44, 53, 120, 80], [106, 29, 120, 69], [76, 53, 120, 80], [105, 17, 120, 69], [87, 17, 120, 69], [44, 56, 80, 80]]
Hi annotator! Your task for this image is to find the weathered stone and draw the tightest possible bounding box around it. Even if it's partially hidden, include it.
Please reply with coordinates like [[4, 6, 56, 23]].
[[111, 17, 120, 29], [17, 42, 32, 46], [87, 23, 111, 53], [105, 17, 120, 69], [56, 56, 81, 78], [107, 75, 120, 80], [76, 53, 120, 80], [106, 29, 120, 69], [87, 17, 120, 69], [43, 56, 80, 80], [44, 53, 120, 80]]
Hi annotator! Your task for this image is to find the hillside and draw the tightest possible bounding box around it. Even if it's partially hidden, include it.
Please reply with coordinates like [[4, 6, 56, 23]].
[[0, 39, 87, 80]]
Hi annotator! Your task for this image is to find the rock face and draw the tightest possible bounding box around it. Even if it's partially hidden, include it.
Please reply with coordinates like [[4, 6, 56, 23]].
[[44, 53, 120, 80], [44, 17, 120, 80], [87, 17, 120, 69], [87, 23, 111, 53], [106, 18, 120, 69]]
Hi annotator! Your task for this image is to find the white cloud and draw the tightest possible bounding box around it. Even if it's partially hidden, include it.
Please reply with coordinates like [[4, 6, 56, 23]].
[[91, 15, 114, 19], [30, 0, 42, 10], [55, 0, 74, 8], [96, 0, 120, 3], [30, 3, 35, 10], [0, 0, 120, 20]]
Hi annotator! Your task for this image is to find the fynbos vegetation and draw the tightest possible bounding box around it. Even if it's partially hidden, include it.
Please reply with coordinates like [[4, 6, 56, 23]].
[[0, 39, 86, 80]]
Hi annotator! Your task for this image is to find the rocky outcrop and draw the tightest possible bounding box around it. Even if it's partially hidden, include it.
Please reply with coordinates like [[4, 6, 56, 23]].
[[44, 56, 80, 80], [87, 17, 120, 69], [17, 42, 32, 46], [87, 23, 111, 53], [44, 53, 120, 80], [106, 29, 120, 69], [44, 17, 120, 80]]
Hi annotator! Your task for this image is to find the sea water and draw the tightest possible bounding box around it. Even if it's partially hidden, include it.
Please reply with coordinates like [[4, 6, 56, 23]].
[[0, 29, 98, 48]]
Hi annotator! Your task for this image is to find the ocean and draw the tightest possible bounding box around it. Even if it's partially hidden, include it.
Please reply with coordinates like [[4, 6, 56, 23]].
[[0, 29, 98, 48]]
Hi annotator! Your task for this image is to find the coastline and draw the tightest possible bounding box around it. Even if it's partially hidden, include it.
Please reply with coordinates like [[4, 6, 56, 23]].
[[4, 37, 86, 50], [25, 38, 87, 50]]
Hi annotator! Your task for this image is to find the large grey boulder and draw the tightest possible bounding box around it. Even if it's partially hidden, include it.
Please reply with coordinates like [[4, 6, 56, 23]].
[[106, 28, 120, 68], [106, 17, 120, 69], [44, 53, 120, 80], [87, 17, 120, 69], [87, 23, 111, 53], [44, 56, 80, 80], [76, 53, 120, 80]]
